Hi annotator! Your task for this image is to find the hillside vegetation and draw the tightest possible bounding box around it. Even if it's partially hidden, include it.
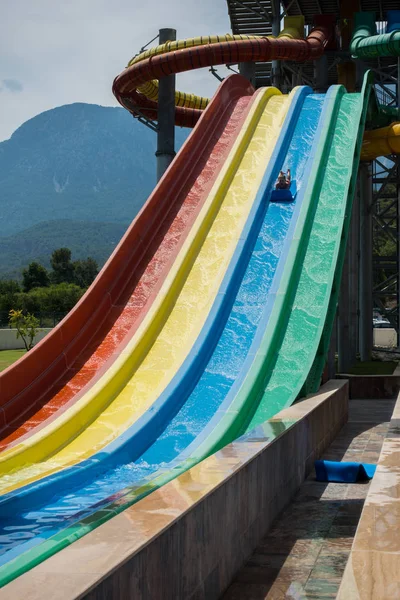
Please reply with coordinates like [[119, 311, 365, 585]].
[[0, 219, 128, 279], [0, 102, 187, 278]]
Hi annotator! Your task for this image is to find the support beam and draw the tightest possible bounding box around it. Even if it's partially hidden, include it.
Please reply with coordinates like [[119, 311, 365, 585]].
[[398, 57, 400, 107], [156, 28, 176, 182], [327, 315, 337, 380], [349, 183, 360, 364], [338, 242, 351, 373], [314, 55, 328, 93], [239, 61, 256, 86], [359, 163, 373, 361], [271, 0, 281, 88], [356, 59, 366, 92]]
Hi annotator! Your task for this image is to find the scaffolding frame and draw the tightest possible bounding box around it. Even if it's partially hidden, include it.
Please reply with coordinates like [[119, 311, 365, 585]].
[[225, 0, 400, 357]]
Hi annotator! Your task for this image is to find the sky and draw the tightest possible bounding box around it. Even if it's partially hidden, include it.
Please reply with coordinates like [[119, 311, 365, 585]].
[[0, 0, 233, 141]]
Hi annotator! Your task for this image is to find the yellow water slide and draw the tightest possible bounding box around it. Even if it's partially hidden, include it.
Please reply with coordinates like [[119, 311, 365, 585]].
[[362, 123, 400, 160]]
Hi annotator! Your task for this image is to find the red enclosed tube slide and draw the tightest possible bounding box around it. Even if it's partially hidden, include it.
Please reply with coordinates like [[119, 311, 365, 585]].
[[113, 19, 333, 127], [0, 75, 255, 449]]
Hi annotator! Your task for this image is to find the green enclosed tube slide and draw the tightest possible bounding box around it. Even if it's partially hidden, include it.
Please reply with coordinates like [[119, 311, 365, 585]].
[[351, 10, 400, 58]]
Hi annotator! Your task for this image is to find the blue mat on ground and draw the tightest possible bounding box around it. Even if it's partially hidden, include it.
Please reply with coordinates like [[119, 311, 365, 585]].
[[315, 460, 376, 483]]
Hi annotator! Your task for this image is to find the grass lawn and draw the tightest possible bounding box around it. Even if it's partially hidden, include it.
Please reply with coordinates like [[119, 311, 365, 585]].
[[347, 360, 397, 375], [0, 349, 26, 372]]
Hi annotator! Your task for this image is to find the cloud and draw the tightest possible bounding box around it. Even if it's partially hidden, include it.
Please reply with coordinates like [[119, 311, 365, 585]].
[[0, 0, 231, 141], [0, 78, 23, 93]]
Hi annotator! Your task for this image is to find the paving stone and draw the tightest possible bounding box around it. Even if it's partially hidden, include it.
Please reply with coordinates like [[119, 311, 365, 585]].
[[221, 398, 395, 600]]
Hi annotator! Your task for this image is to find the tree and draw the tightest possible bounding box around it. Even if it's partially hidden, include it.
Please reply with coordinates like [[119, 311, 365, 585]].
[[0, 280, 20, 295], [9, 309, 41, 351], [73, 257, 98, 288], [0, 280, 21, 325], [27, 283, 85, 314], [22, 261, 50, 292], [50, 247, 74, 284]]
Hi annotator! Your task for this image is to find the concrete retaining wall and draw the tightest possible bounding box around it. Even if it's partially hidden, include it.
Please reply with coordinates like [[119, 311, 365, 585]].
[[1, 379, 349, 600], [0, 329, 51, 351], [337, 373, 400, 399]]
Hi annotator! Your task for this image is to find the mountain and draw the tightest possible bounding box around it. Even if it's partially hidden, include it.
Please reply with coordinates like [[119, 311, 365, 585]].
[[0, 220, 130, 280], [0, 103, 188, 237]]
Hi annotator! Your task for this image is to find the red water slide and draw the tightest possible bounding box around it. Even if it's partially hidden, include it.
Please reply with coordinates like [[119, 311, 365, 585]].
[[0, 75, 254, 450]]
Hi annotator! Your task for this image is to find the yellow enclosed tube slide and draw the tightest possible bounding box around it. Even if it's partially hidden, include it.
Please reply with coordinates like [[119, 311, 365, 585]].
[[0, 88, 295, 495], [130, 17, 305, 111], [361, 123, 400, 161]]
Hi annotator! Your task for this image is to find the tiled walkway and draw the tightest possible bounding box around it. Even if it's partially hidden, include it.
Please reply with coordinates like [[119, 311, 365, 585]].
[[222, 399, 395, 600]]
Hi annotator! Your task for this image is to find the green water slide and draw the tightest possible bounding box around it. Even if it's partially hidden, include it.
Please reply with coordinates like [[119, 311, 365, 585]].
[[200, 72, 379, 445], [351, 11, 400, 58], [241, 73, 376, 433], [189, 72, 380, 454]]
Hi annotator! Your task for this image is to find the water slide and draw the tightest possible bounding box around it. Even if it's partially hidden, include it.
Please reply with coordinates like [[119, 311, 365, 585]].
[[0, 81, 300, 585], [350, 10, 400, 58], [0, 74, 256, 451], [0, 16, 329, 454], [362, 122, 400, 160], [0, 13, 400, 587], [0, 20, 330, 484], [353, 11, 400, 161]]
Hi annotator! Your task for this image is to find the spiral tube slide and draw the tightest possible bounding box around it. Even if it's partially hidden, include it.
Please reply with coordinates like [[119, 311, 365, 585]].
[[0, 85, 291, 496], [112, 17, 332, 127], [127, 17, 305, 111], [351, 10, 400, 58], [0, 76, 256, 456], [361, 122, 400, 161]]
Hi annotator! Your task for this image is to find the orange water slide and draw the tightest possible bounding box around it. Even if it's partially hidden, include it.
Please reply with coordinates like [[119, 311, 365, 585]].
[[0, 75, 255, 450]]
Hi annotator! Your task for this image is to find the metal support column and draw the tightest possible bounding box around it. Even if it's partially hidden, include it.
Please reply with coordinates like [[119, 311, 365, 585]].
[[398, 57, 400, 107], [398, 58, 400, 347], [314, 55, 328, 93], [156, 28, 176, 182], [327, 315, 337, 380], [239, 61, 256, 86], [349, 183, 360, 364], [271, 0, 280, 88], [359, 163, 373, 360], [338, 242, 351, 373], [356, 60, 366, 92]]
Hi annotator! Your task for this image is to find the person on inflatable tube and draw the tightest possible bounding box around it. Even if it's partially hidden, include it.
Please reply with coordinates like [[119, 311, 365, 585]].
[[275, 169, 291, 190]]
